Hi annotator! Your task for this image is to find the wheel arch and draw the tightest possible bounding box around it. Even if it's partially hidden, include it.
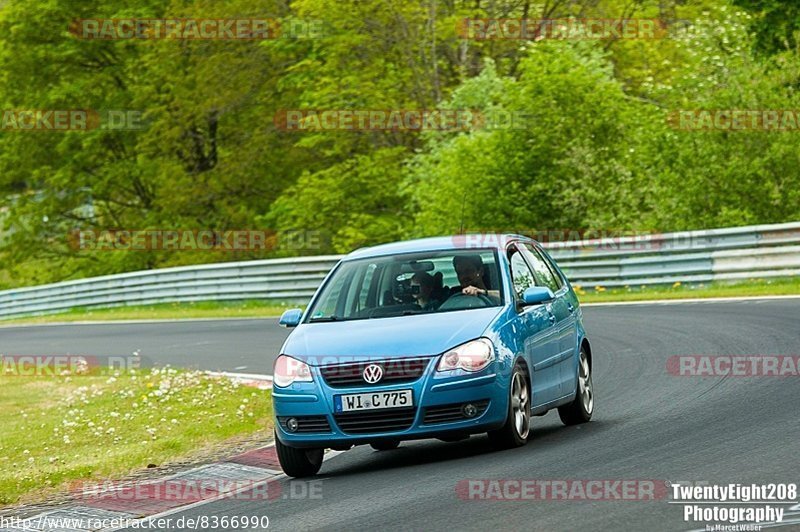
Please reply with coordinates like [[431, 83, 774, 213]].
[[581, 337, 592, 369], [513, 355, 532, 390]]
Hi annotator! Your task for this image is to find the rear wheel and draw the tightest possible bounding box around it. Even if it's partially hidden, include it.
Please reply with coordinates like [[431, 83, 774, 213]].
[[558, 347, 594, 425], [275, 432, 323, 477], [488, 362, 530, 449], [370, 440, 400, 451]]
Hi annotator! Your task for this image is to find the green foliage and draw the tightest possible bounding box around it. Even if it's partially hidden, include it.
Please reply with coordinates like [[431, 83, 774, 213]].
[[642, 9, 800, 228], [0, 0, 799, 288], [407, 45, 654, 235], [733, 0, 800, 55], [265, 146, 409, 253]]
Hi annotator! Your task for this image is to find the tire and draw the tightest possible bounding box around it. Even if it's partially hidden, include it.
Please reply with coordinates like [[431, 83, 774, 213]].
[[558, 346, 594, 425], [488, 362, 531, 449], [275, 432, 324, 477], [370, 440, 400, 451]]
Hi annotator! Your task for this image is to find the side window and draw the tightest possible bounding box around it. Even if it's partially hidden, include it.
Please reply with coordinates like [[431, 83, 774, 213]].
[[434, 256, 459, 289], [532, 245, 564, 291], [522, 244, 562, 292], [359, 263, 378, 308], [343, 262, 378, 316], [313, 267, 352, 318], [508, 247, 536, 300]]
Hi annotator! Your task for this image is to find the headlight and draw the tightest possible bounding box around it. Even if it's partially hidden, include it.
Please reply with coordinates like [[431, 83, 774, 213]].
[[273, 355, 313, 387], [437, 338, 495, 372]]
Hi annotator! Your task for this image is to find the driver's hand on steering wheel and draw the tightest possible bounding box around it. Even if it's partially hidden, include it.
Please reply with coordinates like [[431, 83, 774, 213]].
[[462, 285, 487, 297]]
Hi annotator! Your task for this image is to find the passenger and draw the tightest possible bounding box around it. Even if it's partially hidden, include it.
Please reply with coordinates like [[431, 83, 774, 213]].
[[410, 272, 440, 311], [451, 255, 501, 302]]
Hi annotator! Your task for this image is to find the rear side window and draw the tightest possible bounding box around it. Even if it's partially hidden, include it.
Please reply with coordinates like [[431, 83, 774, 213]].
[[521, 244, 562, 293], [508, 247, 536, 300]]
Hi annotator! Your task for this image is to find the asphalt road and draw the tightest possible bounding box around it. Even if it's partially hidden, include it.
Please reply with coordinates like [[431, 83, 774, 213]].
[[3, 299, 800, 530], [0, 318, 289, 373]]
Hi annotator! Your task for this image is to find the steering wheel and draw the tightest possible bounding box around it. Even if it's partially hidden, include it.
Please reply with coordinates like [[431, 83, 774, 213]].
[[438, 292, 493, 311]]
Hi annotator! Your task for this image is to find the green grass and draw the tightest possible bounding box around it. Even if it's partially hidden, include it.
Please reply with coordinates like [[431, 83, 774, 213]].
[[0, 368, 273, 505], [576, 276, 800, 303], [2, 278, 799, 326]]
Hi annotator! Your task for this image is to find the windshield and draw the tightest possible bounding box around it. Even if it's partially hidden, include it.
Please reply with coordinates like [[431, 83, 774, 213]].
[[306, 249, 505, 322]]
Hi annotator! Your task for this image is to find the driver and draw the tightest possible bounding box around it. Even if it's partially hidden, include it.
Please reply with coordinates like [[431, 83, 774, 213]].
[[451, 255, 500, 302]]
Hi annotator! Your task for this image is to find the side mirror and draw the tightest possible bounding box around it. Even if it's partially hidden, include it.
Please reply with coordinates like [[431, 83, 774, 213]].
[[521, 286, 555, 306], [279, 308, 303, 328]]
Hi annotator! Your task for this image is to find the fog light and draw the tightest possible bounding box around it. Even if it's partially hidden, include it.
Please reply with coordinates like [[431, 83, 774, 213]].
[[286, 417, 299, 432], [462, 403, 478, 418]]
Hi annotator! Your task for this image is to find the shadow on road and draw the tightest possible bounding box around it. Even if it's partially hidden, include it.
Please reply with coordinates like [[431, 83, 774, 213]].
[[319, 417, 620, 478]]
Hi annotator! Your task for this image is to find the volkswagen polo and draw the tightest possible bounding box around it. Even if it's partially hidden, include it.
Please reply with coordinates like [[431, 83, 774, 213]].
[[273, 235, 594, 477]]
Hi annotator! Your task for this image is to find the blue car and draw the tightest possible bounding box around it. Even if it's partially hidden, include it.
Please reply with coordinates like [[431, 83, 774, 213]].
[[273, 235, 594, 477]]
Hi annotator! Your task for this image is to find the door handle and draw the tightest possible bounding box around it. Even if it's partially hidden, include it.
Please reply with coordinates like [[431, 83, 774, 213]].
[[567, 302, 575, 313], [548, 312, 556, 325]]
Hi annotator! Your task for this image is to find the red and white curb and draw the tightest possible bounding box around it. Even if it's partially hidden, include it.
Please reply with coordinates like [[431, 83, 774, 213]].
[[2, 444, 341, 532]]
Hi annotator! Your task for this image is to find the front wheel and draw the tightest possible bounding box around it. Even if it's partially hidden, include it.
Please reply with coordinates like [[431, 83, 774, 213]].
[[558, 346, 594, 425], [488, 362, 530, 449], [275, 432, 323, 477]]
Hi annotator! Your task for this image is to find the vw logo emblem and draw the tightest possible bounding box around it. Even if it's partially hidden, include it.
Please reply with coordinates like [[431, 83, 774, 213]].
[[363, 364, 384, 384]]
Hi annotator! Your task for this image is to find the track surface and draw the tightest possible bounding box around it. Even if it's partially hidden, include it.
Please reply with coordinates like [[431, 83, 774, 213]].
[[0, 318, 287, 373], [3, 299, 800, 530]]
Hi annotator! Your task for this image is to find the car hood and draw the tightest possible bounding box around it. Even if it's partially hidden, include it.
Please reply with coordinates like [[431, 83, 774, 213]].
[[281, 307, 503, 364]]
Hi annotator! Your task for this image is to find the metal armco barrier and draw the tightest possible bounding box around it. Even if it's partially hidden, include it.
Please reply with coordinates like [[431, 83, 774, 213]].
[[1, 222, 798, 320]]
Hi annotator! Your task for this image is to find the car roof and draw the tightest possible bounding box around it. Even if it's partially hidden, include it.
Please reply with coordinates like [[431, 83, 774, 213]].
[[344, 234, 535, 261]]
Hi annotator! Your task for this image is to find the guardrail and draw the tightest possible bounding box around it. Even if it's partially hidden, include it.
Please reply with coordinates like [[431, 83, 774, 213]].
[[546, 222, 800, 288], [1, 222, 798, 320]]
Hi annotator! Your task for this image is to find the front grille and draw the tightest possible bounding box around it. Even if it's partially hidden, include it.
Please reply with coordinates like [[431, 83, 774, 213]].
[[319, 357, 431, 388], [333, 407, 417, 434], [423, 400, 490, 424], [277, 415, 332, 433]]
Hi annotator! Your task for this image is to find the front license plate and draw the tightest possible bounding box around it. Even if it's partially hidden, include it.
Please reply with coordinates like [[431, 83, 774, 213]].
[[335, 389, 413, 413]]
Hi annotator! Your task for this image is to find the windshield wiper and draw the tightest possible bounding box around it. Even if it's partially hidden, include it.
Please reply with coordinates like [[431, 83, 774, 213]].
[[309, 316, 340, 322]]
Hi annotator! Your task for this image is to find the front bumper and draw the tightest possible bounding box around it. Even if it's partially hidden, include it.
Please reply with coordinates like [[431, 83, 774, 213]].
[[273, 358, 508, 448]]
